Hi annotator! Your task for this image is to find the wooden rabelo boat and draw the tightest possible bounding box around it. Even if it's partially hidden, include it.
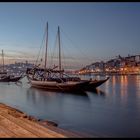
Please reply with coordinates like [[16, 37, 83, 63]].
[[26, 23, 109, 91], [26, 23, 90, 92]]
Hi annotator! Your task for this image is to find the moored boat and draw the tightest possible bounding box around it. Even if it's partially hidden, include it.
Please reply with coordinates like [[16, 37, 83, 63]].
[[0, 50, 24, 83], [0, 75, 10, 82], [27, 76, 89, 91], [9, 75, 23, 82], [26, 22, 90, 92], [0, 74, 23, 82]]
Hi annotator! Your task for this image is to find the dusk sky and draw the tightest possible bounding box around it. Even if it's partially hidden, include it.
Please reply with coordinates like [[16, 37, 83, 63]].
[[0, 2, 140, 70]]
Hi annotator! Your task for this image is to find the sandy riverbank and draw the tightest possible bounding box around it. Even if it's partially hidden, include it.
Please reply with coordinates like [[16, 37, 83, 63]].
[[0, 103, 91, 138], [0, 103, 58, 127]]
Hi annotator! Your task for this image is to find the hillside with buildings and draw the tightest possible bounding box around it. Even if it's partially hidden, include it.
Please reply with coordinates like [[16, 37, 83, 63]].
[[0, 61, 34, 76], [78, 54, 140, 75]]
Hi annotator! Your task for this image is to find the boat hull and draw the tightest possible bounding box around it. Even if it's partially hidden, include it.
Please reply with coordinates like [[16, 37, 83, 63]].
[[83, 77, 109, 90], [29, 80, 90, 92], [0, 75, 22, 82], [0, 76, 11, 82], [9, 76, 22, 82]]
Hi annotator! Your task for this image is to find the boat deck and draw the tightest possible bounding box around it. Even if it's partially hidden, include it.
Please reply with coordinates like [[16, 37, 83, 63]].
[[0, 103, 88, 138]]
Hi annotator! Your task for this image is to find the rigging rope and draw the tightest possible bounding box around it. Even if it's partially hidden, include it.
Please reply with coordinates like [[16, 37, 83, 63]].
[[35, 26, 47, 67], [50, 31, 58, 68], [60, 28, 93, 65]]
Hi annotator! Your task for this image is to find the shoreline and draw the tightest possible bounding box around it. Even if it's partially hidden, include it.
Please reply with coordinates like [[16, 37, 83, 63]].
[[0, 103, 92, 138], [0, 103, 58, 127]]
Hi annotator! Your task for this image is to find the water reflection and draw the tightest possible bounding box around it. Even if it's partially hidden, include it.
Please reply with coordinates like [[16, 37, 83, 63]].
[[136, 75, 140, 89], [120, 76, 128, 103], [27, 87, 88, 96], [25, 86, 91, 128], [26, 87, 89, 106], [86, 88, 106, 97], [0, 75, 140, 137], [112, 76, 116, 87]]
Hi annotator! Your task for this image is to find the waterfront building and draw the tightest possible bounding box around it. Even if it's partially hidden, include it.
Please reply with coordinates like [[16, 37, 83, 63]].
[[78, 54, 140, 75]]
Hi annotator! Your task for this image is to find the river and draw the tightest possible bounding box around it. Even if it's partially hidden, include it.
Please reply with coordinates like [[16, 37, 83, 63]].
[[0, 75, 140, 137]]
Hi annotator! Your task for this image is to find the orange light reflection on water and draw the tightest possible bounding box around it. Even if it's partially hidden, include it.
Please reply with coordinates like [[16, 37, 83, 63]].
[[112, 76, 116, 87], [120, 75, 128, 104], [136, 75, 140, 98], [112, 76, 116, 96], [104, 76, 110, 96]]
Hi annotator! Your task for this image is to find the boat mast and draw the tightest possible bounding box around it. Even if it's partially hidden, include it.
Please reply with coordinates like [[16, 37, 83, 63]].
[[44, 22, 48, 70], [58, 26, 62, 78], [2, 50, 4, 72]]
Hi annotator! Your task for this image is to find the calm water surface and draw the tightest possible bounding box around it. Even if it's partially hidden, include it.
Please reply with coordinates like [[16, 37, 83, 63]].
[[0, 75, 140, 137]]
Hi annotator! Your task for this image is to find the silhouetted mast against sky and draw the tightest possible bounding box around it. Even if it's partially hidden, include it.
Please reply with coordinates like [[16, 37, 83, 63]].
[[2, 50, 4, 72], [44, 22, 48, 70], [58, 26, 62, 78]]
